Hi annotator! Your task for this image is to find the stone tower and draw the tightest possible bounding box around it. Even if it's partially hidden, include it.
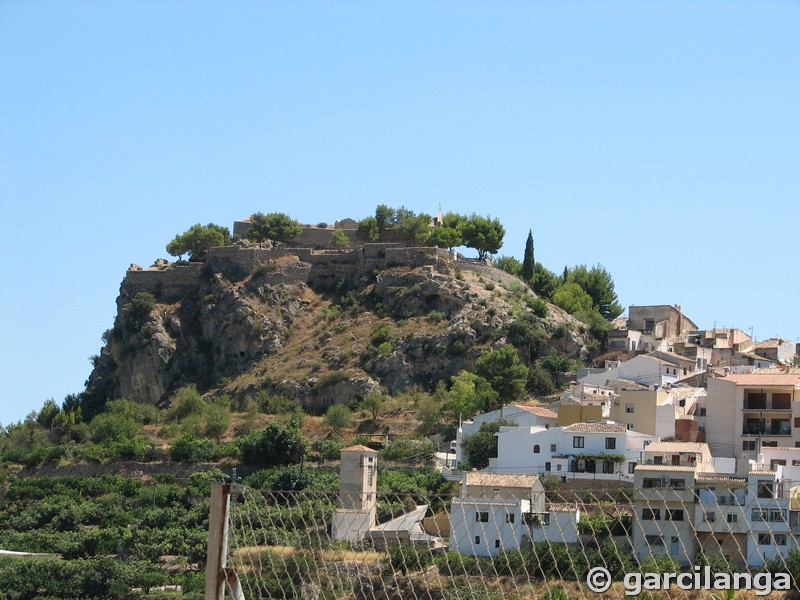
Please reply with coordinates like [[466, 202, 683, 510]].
[[331, 445, 378, 542]]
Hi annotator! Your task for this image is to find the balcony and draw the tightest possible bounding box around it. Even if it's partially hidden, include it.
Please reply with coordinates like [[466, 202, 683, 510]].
[[742, 423, 792, 436], [742, 402, 792, 412]]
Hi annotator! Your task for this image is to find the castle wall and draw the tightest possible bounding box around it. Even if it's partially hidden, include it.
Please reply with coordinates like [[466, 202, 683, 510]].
[[457, 260, 533, 291], [122, 264, 204, 303]]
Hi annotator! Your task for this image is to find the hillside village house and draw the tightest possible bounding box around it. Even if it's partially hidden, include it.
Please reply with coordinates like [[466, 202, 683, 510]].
[[633, 457, 800, 567], [609, 305, 698, 353], [578, 354, 687, 389], [705, 371, 800, 459], [452, 404, 558, 467], [489, 422, 658, 480], [449, 473, 579, 556]]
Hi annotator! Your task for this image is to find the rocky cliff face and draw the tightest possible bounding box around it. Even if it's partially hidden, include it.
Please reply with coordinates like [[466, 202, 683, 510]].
[[84, 247, 591, 413]]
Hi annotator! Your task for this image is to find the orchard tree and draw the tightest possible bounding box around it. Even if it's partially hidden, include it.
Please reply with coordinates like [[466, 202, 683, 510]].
[[246, 212, 302, 243], [521, 230, 535, 283], [166, 223, 231, 261], [462, 214, 505, 260]]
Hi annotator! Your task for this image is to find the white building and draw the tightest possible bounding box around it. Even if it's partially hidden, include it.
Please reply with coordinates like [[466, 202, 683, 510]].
[[331, 445, 378, 543], [490, 422, 658, 480], [578, 355, 683, 389], [449, 472, 578, 556]]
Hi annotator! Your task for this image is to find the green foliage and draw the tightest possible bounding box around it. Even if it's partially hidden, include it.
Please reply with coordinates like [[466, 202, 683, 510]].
[[360, 393, 385, 420], [462, 213, 505, 260], [494, 255, 522, 276], [330, 229, 350, 248], [475, 344, 529, 402], [398, 211, 433, 245], [385, 542, 433, 574], [522, 230, 535, 283], [532, 262, 560, 300], [124, 292, 156, 332], [639, 554, 681, 575], [322, 404, 353, 433], [564, 264, 623, 320], [257, 392, 304, 416], [314, 437, 345, 461], [238, 418, 307, 466], [375, 204, 396, 230], [577, 511, 631, 536], [505, 313, 548, 364], [462, 422, 501, 469], [203, 402, 231, 441], [552, 282, 594, 314], [169, 433, 221, 462], [357, 216, 380, 241], [426, 310, 446, 323], [381, 438, 436, 463], [246, 212, 302, 242], [541, 350, 576, 378], [527, 365, 557, 396], [427, 226, 459, 251], [171, 384, 204, 421], [442, 370, 500, 420], [165, 222, 230, 261], [371, 324, 394, 346], [89, 410, 141, 444]]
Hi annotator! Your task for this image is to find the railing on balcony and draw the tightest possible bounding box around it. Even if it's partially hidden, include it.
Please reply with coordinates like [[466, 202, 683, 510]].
[[742, 401, 792, 411], [743, 423, 792, 436]]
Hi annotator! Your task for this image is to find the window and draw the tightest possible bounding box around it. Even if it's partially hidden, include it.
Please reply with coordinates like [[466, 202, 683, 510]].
[[794, 418, 800, 428], [698, 408, 707, 417], [751, 509, 767, 521], [667, 509, 684, 521], [628, 462, 636, 474], [642, 508, 660, 520], [627, 423, 634, 431], [475, 536, 481, 545], [643, 478, 663, 488], [758, 481, 774, 499], [773, 393, 791, 409], [545, 462, 551, 472], [645, 535, 663, 546], [775, 534, 787, 546], [672, 455, 681, 466], [506, 513, 515, 524], [669, 479, 686, 489], [573, 436, 585, 448], [758, 533, 771, 546], [704, 511, 716, 522], [743, 441, 756, 452], [495, 540, 500, 549], [770, 509, 785, 522], [653, 456, 664, 465], [625, 404, 635, 413], [533, 445, 540, 454], [602, 460, 615, 474], [550, 444, 557, 452], [476, 512, 489, 523], [727, 514, 737, 523], [605, 437, 616, 450]]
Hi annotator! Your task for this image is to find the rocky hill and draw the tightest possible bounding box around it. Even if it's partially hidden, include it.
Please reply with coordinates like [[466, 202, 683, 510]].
[[84, 241, 592, 413]]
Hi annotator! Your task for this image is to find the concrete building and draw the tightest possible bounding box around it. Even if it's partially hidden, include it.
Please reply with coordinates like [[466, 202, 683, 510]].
[[609, 390, 677, 439], [449, 472, 547, 556], [490, 422, 658, 480], [331, 445, 378, 543], [453, 404, 558, 467], [705, 371, 800, 459], [752, 339, 797, 366], [577, 355, 684, 389]]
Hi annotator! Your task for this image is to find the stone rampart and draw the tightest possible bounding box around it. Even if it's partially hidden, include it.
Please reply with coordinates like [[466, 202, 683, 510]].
[[122, 264, 204, 303]]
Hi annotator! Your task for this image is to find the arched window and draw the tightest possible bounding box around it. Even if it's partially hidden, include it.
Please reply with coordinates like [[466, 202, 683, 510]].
[[533, 444, 540, 453]]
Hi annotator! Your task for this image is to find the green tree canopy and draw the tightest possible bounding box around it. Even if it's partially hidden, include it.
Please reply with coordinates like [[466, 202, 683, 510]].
[[375, 204, 396, 230], [246, 212, 302, 243], [565, 264, 623, 320], [398, 211, 433, 245], [463, 422, 501, 469], [442, 371, 500, 420], [494, 255, 522, 276], [462, 214, 505, 260], [474, 345, 529, 402], [330, 229, 350, 248], [323, 404, 353, 434], [357, 216, 380, 241], [166, 223, 230, 261], [238, 418, 307, 466], [505, 313, 548, 364], [552, 282, 594, 315], [533, 263, 560, 300]]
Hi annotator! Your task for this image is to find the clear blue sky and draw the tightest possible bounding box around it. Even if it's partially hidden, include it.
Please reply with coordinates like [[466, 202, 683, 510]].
[[1, 1, 798, 426]]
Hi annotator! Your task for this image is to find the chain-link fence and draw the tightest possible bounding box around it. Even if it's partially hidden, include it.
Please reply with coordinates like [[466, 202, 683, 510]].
[[209, 481, 800, 599]]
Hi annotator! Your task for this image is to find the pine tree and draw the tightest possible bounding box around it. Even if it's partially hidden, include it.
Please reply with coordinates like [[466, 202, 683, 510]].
[[521, 230, 535, 283]]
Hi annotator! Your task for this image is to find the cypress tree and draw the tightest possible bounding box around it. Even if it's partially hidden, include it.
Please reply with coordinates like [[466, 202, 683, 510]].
[[521, 230, 535, 283]]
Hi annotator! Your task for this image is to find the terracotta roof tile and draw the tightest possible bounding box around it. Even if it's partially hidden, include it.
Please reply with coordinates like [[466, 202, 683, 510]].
[[644, 442, 707, 454], [512, 404, 558, 419], [562, 422, 628, 433], [341, 445, 378, 453], [722, 373, 800, 387]]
